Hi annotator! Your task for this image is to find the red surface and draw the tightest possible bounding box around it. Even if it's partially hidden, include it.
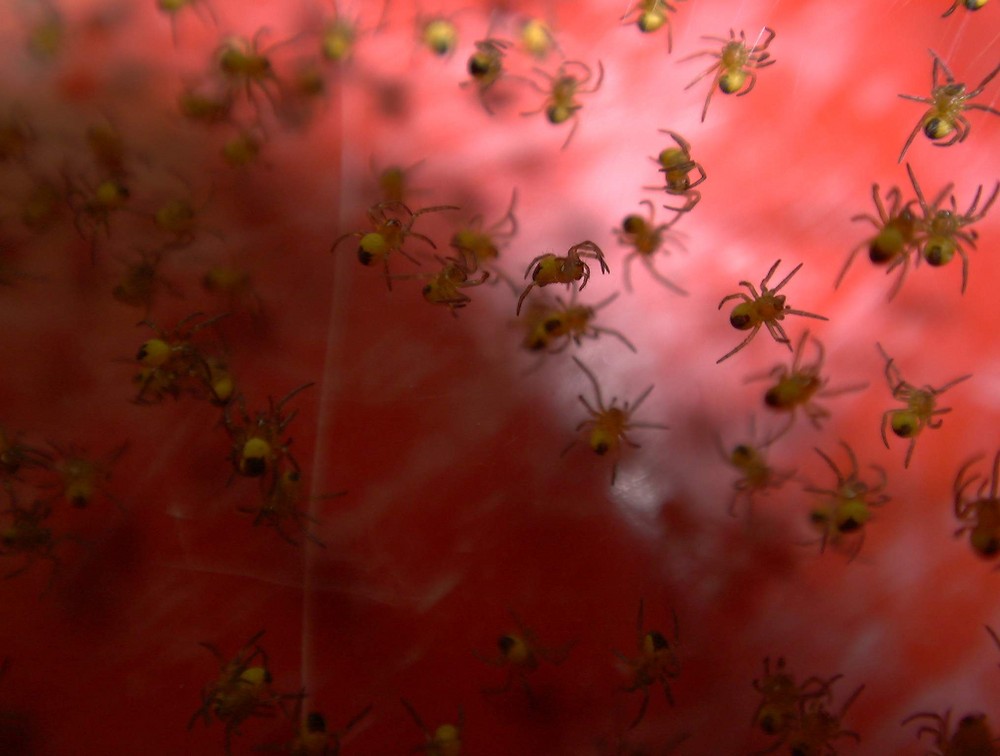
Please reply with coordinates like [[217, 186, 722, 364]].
[[0, 1, 999, 754]]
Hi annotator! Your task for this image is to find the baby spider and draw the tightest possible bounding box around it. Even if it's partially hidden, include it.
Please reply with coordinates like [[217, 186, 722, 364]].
[[0, 426, 50, 482], [716, 260, 828, 364], [681, 27, 776, 122], [898, 49, 1000, 162], [401, 699, 463, 756], [112, 247, 183, 313], [463, 38, 512, 114], [522, 59, 604, 150], [621, 0, 686, 51], [0, 496, 58, 581], [877, 343, 971, 468], [836, 181, 921, 300], [719, 417, 794, 517], [751, 657, 837, 739], [475, 610, 571, 697], [646, 129, 706, 215], [417, 13, 459, 58], [189, 630, 303, 755], [902, 709, 998, 756], [238, 470, 341, 548], [521, 290, 637, 354], [953, 451, 1000, 561], [224, 383, 314, 480], [751, 331, 867, 436], [518, 17, 560, 60], [564, 357, 668, 485], [64, 172, 131, 262], [450, 189, 518, 274], [805, 442, 890, 561], [157, 0, 218, 45], [613, 200, 687, 295], [404, 255, 490, 316], [783, 682, 864, 756], [331, 201, 459, 290], [907, 163, 998, 294], [516, 240, 609, 315], [271, 696, 372, 756], [215, 29, 290, 115], [615, 600, 681, 730], [943, 0, 989, 14], [133, 312, 228, 405], [41, 441, 126, 509]]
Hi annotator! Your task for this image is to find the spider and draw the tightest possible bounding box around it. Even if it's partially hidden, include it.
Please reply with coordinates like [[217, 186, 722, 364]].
[[132, 312, 228, 405], [416, 12, 459, 58], [563, 357, 668, 485], [41, 441, 126, 509], [621, 0, 686, 51], [238, 470, 341, 548], [215, 29, 289, 115], [64, 171, 131, 262], [476, 610, 571, 696], [836, 181, 921, 300], [805, 442, 890, 561], [645, 129, 706, 215], [224, 383, 314, 481], [953, 451, 1000, 560], [751, 657, 838, 738], [898, 49, 1000, 162], [189, 630, 303, 755], [902, 709, 998, 756], [613, 200, 687, 294], [0, 496, 58, 581], [516, 240, 609, 315], [782, 683, 864, 756], [522, 59, 604, 149], [751, 331, 866, 437], [331, 201, 459, 290], [112, 247, 183, 313], [401, 699, 463, 756], [877, 343, 971, 468], [907, 163, 998, 294], [450, 189, 518, 273], [413, 255, 490, 315], [716, 259, 828, 364], [157, 0, 218, 46], [271, 697, 372, 756], [615, 599, 681, 730], [681, 27, 776, 122], [0, 426, 50, 482], [520, 290, 637, 354], [463, 38, 512, 114], [719, 416, 794, 517]]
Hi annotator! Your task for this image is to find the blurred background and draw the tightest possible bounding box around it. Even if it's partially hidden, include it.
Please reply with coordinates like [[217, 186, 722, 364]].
[[0, 0, 998, 753]]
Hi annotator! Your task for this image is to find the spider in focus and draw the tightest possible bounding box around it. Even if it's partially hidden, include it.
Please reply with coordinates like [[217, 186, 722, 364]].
[[516, 240, 609, 315], [645, 129, 706, 215], [877, 343, 971, 468], [716, 259, 828, 364], [223, 382, 314, 480], [522, 59, 604, 149], [563, 357, 668, 485], [613, 200, 688, 295], [898, 49, 1000, 162], [615, 599, 681, 730], [681, 27, 776, 122], [953, 451, 1000, 561], [520, 290, 637, 354], [132, 312, 229, 405]]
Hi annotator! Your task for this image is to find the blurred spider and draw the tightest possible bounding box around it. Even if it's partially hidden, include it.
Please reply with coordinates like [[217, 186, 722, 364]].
[[902, 709, 998, 755], [522, 60, 604, 149], [417, 12, 459, 58], [718, 417, 794, 517], [64, 172, 131, 262], [270, 697, 372, 756], [907, 163, 998, 293], [615, 600, 681, 730], [954, 451, 1000, 561], [898, 49, 1000, 162], [751, 657, 837, 738], [189, 630, 303, 755], [621, 0, 686, 51], [42, 441, 126, 509], [476, 610, 571, 696], [402, 699, 463, 756], [681, 27, 776, 122], [224, 383, 314, 480], [564, 357, 668, 485], [943, 0, 990, 13], [518, 17, 560, 59], [450, 189, 518, 274], [238, 470, 342, 548], [716, 260, 828, 364], [331, 201, 459, 289], [646, 129, 706, 215], [463, 38, 512, 114], [133, 312, 228, 405], [156, 0, 218, 45], [520, 290, 637, 354], [112, 247, 183, 313], [0, 426, 50, 482], [216, 29, 289, 114], [751, 331, 867, 436], [836, 181, 921, 300], [877, 343, 971, 468], [805, 442, 890, 561], [783, 682, 864, 756], [613, 200, 687, 294], [517, 240, 609, 315], [0, 495, 58, 580]]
